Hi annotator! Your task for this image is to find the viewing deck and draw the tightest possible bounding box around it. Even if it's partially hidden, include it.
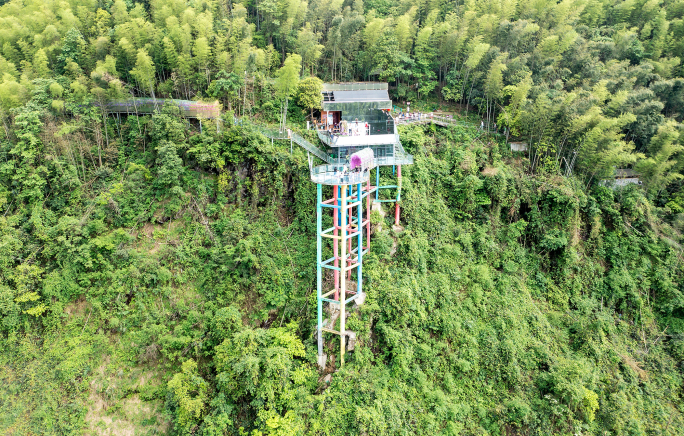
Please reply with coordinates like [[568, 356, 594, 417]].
[[311, 165, 372, 186], [317, 128, 398, 148]]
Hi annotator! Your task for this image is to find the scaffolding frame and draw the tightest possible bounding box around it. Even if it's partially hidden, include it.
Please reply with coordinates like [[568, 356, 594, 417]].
[[316, 163, 406, 368], [316, 179, 376, 368], [374, 165, 403, 226]]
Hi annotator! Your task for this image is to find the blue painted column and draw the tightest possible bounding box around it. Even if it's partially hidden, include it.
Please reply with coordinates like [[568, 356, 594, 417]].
[[340, 186, 347, 367], [375, 166, 380, 200], [336, 185, 341, 226], [316, 183, 323, 358]]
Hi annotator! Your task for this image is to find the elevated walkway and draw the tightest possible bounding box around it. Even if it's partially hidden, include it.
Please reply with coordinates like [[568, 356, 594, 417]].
[[396, 114, 479, 128], [292, 131, 331, 163], [102, 98, 221, 119], [250, 121, 414, 168], [251, 123, 332, 164]]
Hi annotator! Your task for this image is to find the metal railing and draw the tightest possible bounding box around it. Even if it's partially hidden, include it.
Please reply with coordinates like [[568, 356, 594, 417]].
[[395, 113, 478, 127], [311, 164, 372, 186], [238, 117, 414, 171], [256, 125, 289, 140], [316, 128, 336, 147], [291, 132, 331, 163], [394, 141, 413, 163], [315, 125, 399, 147], [246, 121, 331, 164], [322, 83, 388, 91]]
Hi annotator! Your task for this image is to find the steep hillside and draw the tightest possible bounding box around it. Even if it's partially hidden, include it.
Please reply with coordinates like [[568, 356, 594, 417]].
[[0, 103, 682, 435]]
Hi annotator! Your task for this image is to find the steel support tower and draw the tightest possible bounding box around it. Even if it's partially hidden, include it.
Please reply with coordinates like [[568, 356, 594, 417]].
[[376, 164, 403, 226], [316, 175, 377, 369]]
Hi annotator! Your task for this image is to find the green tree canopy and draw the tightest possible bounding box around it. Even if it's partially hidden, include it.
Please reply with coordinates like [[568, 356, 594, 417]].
[[296, 76, 323, 118], [275, 53, 302, 129]]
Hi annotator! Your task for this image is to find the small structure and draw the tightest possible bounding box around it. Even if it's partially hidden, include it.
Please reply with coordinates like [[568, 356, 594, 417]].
[[609, 169, 642, 187], [510, 142, 528, 152], [316, 83, 403, 163]]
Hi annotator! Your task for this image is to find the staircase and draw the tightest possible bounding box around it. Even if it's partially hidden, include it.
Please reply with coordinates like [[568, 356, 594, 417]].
[[291, 132, 331, 163], [248, 120, 331, 164]]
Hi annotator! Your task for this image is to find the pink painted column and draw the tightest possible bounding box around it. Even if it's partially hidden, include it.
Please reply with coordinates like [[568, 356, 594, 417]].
[[333, 185, 339, 301], [366, 177, 371, 250], [348, 186, 353, 280], [395, 165, 402, 226]]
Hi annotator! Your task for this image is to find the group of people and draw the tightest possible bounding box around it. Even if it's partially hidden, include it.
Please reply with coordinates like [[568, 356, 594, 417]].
[[395, 111, 455, 122], [324, 119, 370, 137], [332, 164, 369, 183], [396, 111, 427, 121], [480, 121, 505, 134]]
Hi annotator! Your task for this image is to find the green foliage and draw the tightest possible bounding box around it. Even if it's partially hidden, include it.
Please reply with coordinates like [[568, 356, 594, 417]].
[[154, 141, 183, 190], [56, 28, 86, 74], [0, 1, 683, 434], [296, 76, 322, 118], [275, 53, 302, 128], [275, 54, 302, 100], [214, 322, 314, 433], [168, 359, 209, 431], [636, 121, 683, 197], [207, 70, 243, 110], [130, 48, 156, 97]]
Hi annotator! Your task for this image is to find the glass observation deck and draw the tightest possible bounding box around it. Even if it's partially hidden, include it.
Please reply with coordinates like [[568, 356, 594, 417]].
[[325, 140, 412, 165], [311, 164, 372, 186], [310, 83, 412, 183], [317, 109, 396, 148], [310, 151, 412, 185]]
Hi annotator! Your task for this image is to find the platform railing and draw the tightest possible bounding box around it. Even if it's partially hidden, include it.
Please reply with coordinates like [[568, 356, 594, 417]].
[[311, 164, 372, 185], [395, 113, 483, 129], [322, 83, 388, 91], [291, 132, 331, 163]]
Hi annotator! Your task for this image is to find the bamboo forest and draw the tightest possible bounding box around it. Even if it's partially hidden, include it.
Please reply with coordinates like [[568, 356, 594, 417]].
[[1, 0, 684, 434]]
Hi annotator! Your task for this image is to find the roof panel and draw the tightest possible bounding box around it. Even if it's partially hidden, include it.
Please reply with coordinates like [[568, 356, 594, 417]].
[[332, 90, 390, 102], [323, 82, 388, 91]]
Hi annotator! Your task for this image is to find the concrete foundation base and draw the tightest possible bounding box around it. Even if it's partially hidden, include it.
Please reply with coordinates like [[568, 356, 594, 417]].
[[317, 353, 327, 370], [371, 201, 386, 232], [346, 331, 357, 351]]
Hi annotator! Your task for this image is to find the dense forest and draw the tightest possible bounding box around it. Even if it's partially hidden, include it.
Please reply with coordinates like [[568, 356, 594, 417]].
[[1, 0, 684, 435]]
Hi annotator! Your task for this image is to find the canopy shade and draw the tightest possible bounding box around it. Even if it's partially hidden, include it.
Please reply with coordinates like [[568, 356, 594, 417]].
[[350, 148, 375, 170]]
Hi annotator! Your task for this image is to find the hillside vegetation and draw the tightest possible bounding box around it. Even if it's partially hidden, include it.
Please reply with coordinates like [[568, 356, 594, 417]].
[[0, 0, 683, 435]]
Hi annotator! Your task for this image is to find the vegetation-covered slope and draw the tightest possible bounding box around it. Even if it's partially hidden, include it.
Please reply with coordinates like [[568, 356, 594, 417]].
[[0, 101, 682, 434], [0, 0, 684, 435]]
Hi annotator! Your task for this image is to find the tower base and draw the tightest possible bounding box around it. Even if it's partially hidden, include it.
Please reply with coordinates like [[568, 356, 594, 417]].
[[317, 353, 328, 370]]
